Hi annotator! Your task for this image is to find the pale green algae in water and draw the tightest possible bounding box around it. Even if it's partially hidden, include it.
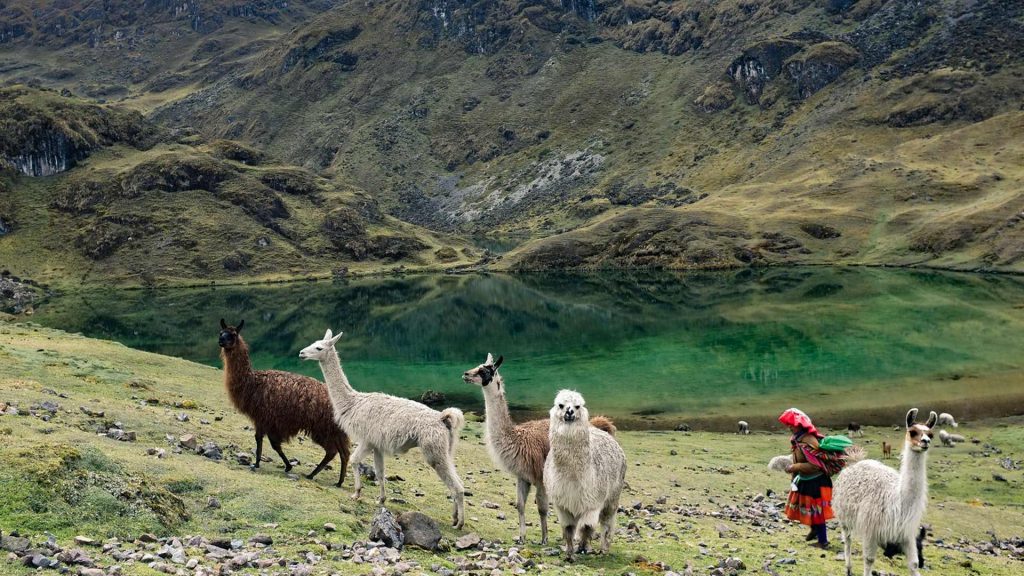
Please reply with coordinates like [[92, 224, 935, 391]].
[[30, 267, 1024, 429]]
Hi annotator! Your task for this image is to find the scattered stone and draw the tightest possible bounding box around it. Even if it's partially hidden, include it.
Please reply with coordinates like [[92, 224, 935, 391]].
[[199, 441, 222, 460], [1, 535, 31, 553], [670, 449, 679, 456], [138, 533, 159, 543], [397, 511, 442, 551], [176, 413, 189, 422], [249, 534, 273, 545], [206, 497, 221, 509], [235, 452, 253, 466], [74, 536, 97, 547], [455, 532, 482, 550], [993, 474, 1008, 482], [179, 434, 197, 451], [482, 501, 500, 509], [358, 462, 377, 481], [369, 507, 404, 549], [323, 523, 337, 532], [81, 568, 106, 576], [675, 423, 692, 432]]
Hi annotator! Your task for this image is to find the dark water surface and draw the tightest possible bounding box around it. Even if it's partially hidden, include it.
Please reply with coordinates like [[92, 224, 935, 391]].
[[30, 268, 1024, 430]]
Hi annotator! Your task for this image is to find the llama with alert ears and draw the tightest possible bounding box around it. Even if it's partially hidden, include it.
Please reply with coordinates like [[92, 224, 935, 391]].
[[462, 354, 617, 545], [833, 409, 936, 576], [544, 390, 626, 561], [299, 329, 466, 528], [218, 319, 350, 486]]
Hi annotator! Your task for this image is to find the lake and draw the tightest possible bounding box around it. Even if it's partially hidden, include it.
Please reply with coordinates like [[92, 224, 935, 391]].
[[28, 267, 1024, 430]]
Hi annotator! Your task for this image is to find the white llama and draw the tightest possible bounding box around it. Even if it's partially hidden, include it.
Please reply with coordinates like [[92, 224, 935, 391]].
[[462, 354, 617, 545], [833, 408, 936, 576], [299, 329, 467, 528], [737, 420, 750, 434], [544, 390, 626, 561]]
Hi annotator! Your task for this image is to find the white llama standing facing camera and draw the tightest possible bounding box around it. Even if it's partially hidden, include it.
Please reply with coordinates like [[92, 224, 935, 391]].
[[834, 408, 936, 576], [543, 390, 626, 561]]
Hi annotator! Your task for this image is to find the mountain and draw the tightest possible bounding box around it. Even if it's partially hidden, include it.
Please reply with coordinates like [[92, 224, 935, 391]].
[[1, 0, 1022, 283]]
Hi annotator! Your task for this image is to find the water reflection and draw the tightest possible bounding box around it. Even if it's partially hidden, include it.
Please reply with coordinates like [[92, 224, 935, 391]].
[[30, 268, 1024, 429]]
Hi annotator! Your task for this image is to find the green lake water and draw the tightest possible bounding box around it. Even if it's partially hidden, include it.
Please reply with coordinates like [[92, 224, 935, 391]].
[[29, 268, 1024, 430]]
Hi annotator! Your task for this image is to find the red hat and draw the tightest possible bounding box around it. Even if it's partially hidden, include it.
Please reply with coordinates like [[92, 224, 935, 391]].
[[779, 407, 820, 437]]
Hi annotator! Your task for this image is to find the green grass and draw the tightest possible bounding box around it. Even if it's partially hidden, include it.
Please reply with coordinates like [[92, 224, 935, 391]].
[[0, 321, 1021, 574]]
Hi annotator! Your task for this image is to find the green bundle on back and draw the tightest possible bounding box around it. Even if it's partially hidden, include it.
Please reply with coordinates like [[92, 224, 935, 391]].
[[814, 435, 856, 476]]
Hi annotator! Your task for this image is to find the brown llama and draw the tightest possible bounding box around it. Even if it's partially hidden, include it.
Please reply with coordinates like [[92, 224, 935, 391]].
[[218, 319, 351, 486]]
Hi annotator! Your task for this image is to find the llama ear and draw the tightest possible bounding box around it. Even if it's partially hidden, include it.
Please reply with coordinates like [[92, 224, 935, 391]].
[[486, 353, 494, 365], [324, 328, 333, 340], [237, 319, 244, 332], [494, 355, 504, 370], [220, 318, 227, 330], [925, 411, 938, 428], [906, 408, 919, 429], [329, 331, 343, 346]]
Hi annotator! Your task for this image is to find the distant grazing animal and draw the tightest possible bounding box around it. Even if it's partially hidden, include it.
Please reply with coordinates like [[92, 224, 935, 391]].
[[847, 422, 864, 437], [882, 441, 893, 459], [218, 319, 350, 486], [937, 413, 958, 428], [737, 420, 750, 434], [300, 329, 467, 528], [834, 408, 936, 576], [938, 430, 965, 447], [768, 454, 793, 472], [462, 354, 616, 545], [544, 390, 626, 561]]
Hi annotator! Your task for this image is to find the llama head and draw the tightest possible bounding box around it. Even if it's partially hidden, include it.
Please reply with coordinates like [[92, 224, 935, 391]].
[[550, 389, 588, 425], [298, 328, 344, 361], [218, 318, 245, 350], [905, 408, 937, 452], [462, 353, 504, 388]]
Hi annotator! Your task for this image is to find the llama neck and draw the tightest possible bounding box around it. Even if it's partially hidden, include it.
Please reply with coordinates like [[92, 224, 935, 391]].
[[898, 441, 929, 516], [221, 341, 255, 395], [482, 376, 515, 439], [318, 347, 358, 405], [550, 419, 591, 476]]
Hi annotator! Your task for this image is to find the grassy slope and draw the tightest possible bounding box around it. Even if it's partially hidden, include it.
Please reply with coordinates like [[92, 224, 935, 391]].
[[1, 320, 1021, 574]]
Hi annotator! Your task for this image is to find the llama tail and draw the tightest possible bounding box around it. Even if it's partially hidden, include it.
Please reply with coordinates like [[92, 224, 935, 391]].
[[440, 407, 465, 455], [844, 444, 867, 465], [590, 415, 617, 436]]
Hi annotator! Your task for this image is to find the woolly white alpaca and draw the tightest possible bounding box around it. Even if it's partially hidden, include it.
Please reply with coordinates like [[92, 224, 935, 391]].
[[937, 412, 958, 428], [834, 409, 936, 576], [737, 420, 750, 434], [544, 390, 626, 561], [299, 330, 467, 528]]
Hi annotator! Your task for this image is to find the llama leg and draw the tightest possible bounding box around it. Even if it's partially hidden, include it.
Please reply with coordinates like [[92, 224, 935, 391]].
[[905, 535, 921, 576], [577, 525, 594, 554], [348, 443, 371, 500], [427, 452, 465, 529], [562, 523, 576, 562], [515, 478, 530, 545], [269, 436, 292, 472], [535, 484, 549, 545], [253, 430, 265, 469], [841, 528, 852, 576], [307, 447, 337, 481], [373, 449, 387, 504], [599, 502, 617, 553], [862, 537, 877, 576]]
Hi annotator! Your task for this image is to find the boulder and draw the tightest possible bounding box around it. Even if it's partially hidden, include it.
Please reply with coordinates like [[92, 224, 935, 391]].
[[397, 512, 442, 551], [368, 508, 404, 550]]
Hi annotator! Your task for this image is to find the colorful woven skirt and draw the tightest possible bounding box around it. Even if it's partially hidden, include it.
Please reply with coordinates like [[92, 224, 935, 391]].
[[785, 473, 834, 525]]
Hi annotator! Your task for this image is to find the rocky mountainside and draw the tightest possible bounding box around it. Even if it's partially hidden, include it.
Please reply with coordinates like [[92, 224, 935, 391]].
[[1, 0, 1022, 281]]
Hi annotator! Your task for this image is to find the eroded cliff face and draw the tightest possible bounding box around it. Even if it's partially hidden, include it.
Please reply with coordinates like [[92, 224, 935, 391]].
[[0, 87, 158, 177]]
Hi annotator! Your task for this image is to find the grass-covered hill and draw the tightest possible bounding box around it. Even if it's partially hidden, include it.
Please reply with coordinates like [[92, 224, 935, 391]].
[[1, 321, 1022, 575], [0, 87, 475, 287], [1, 0, 1023, 282]]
